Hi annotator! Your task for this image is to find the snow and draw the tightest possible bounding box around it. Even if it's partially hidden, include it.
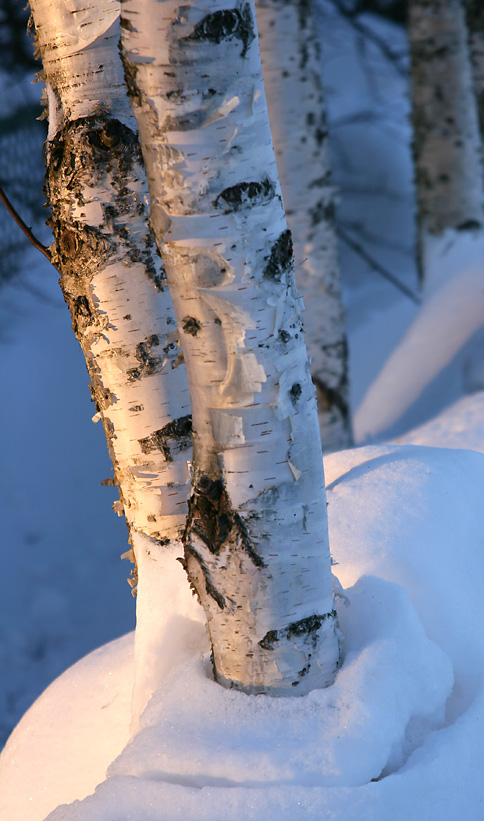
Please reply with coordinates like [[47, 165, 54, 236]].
[[3, 444, 484, 820], [2, 2, 484, 819], [355, 238, 484, 442]]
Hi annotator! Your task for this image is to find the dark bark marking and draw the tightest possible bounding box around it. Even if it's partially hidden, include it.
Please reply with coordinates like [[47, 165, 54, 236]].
[[182, 547, 226, 610], [315, 126, 328, 147], [48, 115, 165, 298], [313, 375, 350, 422], [138, 414, 192, 460], [182, 316, 201, 335], [186, 475, 265, 567], [262, 229, 293, 282], [120, 50, 143, 107], [258, 630, 279, 650], [120, 16, 134, 32], [215, 177, 275, 212], [457, 219, 481, 232], [59, 229, 78, 259], [278, 329, 291, 343], [258, 611, 337, 652], [127, 334, 163, 381], [289, 383, 302, 403], [309, 199, 335, 227], [183, 4, 255, 57]]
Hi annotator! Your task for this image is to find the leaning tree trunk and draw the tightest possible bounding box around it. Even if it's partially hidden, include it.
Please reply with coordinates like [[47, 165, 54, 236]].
[[121, 0, 340, 696], [29, 0, 200, 719], [408, 0, 484, 285], [465, 0, 484, 165], [256, 0, 351, 453]]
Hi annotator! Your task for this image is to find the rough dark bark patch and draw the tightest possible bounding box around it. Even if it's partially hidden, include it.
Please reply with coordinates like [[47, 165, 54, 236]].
[[47, 115, 165, 295], [457, 218, 481, 231], [183, 5, 255, 57], [182, 316, 202, 335], [313, 375, 350, 422], [289, 382, 302, 402], [262, 229, 293, 282], [182, 475, 265, 612], [138, 414, 192, 460], [183, 546, 227, 610], [259, 611, 337, 651], [127, 334, 163, 381], [186, 475, 265, 566], [119, 50, 143, 107], [309, 198, 335, 227], [215, 177, 275, 212]]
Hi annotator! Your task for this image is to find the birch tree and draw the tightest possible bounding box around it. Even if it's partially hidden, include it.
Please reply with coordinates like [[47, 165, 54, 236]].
[[256, 0, 351, 452], [465, 0, 484, 165], [120, 0, 340, 695], [29, 0, 201, 716], [408, 0, 484, 284]]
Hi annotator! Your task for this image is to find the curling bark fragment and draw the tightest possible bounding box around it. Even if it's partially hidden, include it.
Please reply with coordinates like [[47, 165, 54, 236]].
[[256, 0, 351, 452], [408, 0, 484, 282], [121, 0, 340, 695]]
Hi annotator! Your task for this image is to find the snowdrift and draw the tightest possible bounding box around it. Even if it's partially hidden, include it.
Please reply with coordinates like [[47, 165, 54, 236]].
[[2, 444, 484, 820]]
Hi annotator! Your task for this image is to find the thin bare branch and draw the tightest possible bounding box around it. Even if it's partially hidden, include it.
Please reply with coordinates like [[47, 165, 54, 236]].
[[336, 224, 421, 304], [0, 183, 52, 263], [326, 0, 408, 77]]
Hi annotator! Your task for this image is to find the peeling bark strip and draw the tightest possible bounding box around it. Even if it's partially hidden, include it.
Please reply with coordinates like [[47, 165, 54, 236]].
[[30, 0, 193, 549], [256, 0, 351, 452], [409, 0, 484, 277], [121, 0, 340, 695]]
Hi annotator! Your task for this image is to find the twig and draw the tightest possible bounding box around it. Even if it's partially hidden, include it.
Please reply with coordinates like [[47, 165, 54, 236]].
[[336, 224, 421, 305], [0, 183, 52, 263]]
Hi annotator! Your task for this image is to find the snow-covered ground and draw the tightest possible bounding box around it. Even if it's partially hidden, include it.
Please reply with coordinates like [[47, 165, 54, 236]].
[[1, 2, 484, 819]]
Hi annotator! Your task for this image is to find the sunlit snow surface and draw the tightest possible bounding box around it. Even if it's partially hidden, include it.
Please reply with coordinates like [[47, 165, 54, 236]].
[[2, 444, 484, 820]]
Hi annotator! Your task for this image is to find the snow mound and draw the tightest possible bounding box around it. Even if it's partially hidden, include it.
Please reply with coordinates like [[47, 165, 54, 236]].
[[394, 390, 484, 454], [0, 634, 134, 821], [101, 574, 451, 791], [354, 253, 484, 441], [3, 444, 484, 821]]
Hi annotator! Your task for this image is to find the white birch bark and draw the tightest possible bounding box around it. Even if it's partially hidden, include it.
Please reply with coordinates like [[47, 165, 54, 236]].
[[465, 1, 484, 164], [256, 0, 351, 453], [30, 0, 200, 718], [408, 0, 484, 282], [121, 0, 340, 695]]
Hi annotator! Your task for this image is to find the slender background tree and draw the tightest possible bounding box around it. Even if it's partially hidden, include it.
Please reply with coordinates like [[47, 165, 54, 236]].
[[408, 0, 483, 285], [257, 0, 352, 452]]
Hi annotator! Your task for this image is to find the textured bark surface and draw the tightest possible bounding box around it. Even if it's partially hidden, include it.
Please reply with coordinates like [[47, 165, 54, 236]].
[[257, 0, 351, 453], [408, 0, 483, 277], [31, 0, 193, 557], [466, 0, 484, 162], [121, 0, 340, 695]]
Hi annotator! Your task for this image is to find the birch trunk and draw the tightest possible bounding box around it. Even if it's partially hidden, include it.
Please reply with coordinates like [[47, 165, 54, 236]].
[[465, 1, 484, 165], [408, 0, 483, 282], [121, 0, 340, 695], [30, 0, 200, 717], [256, 0, 351, 453]]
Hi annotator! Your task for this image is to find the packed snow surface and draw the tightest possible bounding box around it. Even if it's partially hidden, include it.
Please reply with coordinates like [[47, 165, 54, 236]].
[[2, 444, 484, 820]]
